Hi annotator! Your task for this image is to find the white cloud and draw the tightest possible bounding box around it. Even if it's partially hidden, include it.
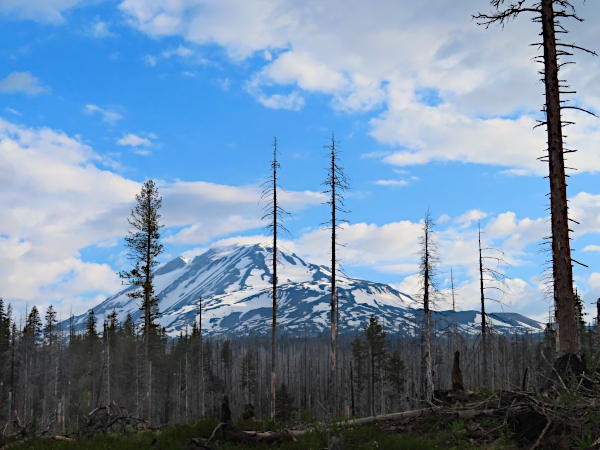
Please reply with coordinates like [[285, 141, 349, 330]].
[[0, 71, 50, 96], [117, 133, 153, 148], [0, 0, 84, 24], [162, 181, 323, 245], [583, 245, 600, 252], [0, 118, 139, 316], [84, 104, 124, 124], [163, 44, 193, 58], [375, 179, 408, 186], [2, 114, 596, 321], [252, 90, 305, 111], [455, 209, 487, 224], [4, 107, 22, 116], [438, 214, 451, 224], [0, 118, 326, 317], [118, 0, 600, 173], [143, 54, 158, 67], [87, 17, 118, 38]]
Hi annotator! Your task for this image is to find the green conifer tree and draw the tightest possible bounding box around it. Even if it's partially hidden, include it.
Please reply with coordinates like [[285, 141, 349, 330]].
[[275, 382, 296, 422], [119, 180, 164, 421]]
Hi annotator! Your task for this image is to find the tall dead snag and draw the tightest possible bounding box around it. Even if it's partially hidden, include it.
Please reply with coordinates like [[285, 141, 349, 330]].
[[477, 221, 510, 388], [450, 268, 460, 350], [197, 295, 204, 418], [260, 136, 292, 419], [475, 0, 597, 354], [321, 132, 350, 416], [417, 210, 441, 402], [118, 180, 164, 422]]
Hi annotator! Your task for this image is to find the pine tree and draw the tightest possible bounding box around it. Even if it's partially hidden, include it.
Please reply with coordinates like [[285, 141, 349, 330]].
[[0, 298, 8, 354], [44, 305, 58, 347], [387, 349, 405, 400], [275, 382, 296, 422], [23, 306, 42, 422], [84, 310, 100, 408], [119, 179, 164, 421], [358, 315, 389, 416], [351, 335, 366, 415], [104, 310, 118, 403], [239, 350, 258, 405]]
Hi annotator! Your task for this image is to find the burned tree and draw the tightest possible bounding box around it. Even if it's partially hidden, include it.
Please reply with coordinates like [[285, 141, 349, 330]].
[[417, 210, 441, 402], [118, 180, 164, 421], [475, 0, 597, 354], [321, 132, 350, 415], [450, 268, 460, 350], [260, 136, 292, 419], [477, 221, 511, 388]]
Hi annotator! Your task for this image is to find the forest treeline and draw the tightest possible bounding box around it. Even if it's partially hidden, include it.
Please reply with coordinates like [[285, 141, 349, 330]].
[[0, 295, 599, 432]]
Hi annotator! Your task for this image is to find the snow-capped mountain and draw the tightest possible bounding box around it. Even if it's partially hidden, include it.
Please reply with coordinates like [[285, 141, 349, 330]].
[[68, 244, 545, 337]]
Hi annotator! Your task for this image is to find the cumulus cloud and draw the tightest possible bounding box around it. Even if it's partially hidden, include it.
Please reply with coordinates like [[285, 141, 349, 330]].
[[0, 71, 51, 96], [117, 0, 600, 173], [0, 0, 84, 24], [117, 133, 154, 150], [2, 115, 595, 321], [162, 181, 323, 244], [163, 44, 193, 58], [0, 118, 326, 317], [87, 17, 118, 38], [0, 118, 139, 315], [375, 180, 408, 187], [84, 104, 124, 124]]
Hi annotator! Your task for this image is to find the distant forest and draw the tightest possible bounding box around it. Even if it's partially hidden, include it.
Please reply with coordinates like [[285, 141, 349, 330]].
[[0, 293, 598, 431]]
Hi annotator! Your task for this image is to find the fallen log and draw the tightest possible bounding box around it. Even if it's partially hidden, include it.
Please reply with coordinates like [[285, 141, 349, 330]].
[[0, 435, 74, 450], [339, 406, 440, 427]]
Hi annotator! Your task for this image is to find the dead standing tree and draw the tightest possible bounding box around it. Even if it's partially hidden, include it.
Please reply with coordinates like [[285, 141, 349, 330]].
[[477, 221, 511, 388], [321, 132, 350, 416], [260, 136, 292, 419], [417, 210, 441, 402], [475, 0, 596, 354]]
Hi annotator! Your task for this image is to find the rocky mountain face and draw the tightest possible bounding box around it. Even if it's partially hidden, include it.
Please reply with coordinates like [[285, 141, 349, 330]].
[[68, 244, 544, 337]]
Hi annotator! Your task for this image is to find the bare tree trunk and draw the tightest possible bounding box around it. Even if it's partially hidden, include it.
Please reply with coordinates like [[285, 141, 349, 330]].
[[421, 223, 434, 401], [451, 268, 458, 349], [331, 155, 337, 417], [199, 297, 205, 418], [597, 299, 600, 358], [271, 227, 277, 420], [479, 223, 488, 387], [541, 0, 577, 354]]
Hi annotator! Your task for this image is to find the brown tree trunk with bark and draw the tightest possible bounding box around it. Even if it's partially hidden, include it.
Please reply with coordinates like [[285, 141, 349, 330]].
[[541, 0, 577, 354]]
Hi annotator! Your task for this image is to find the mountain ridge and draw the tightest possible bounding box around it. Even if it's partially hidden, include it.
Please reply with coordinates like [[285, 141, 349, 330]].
[[67, 244, 545, 337]]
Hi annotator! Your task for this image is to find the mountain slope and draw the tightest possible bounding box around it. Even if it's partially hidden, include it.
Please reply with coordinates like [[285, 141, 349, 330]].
[[68, 244, 544, 336]]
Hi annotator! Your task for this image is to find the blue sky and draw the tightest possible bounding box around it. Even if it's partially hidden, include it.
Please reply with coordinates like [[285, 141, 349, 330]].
[[1, 0, 600, 324]]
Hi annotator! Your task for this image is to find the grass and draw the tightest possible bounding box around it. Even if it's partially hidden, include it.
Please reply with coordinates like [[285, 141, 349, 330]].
[[1, 413, 521, 450]]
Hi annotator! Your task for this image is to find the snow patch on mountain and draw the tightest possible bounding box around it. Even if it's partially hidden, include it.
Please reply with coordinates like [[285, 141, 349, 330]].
[[66, 244, 545, 337]]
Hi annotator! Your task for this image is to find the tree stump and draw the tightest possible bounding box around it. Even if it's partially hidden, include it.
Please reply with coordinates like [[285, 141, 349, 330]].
[[552, 353, 590, 388], [452, 351, 465, 392], [242, 404, 256, 421], [327, 430, 344, 450]]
